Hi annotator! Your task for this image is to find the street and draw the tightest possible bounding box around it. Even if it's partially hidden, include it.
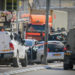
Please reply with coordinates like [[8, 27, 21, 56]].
[[0, 0, 75, 75], [0, 62, 75, 75], [14, 68, 75, 75]]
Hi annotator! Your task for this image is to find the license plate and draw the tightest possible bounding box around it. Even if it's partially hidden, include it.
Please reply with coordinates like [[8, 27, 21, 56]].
[[4, 54, 12, 58], [54, 54, 61, 56]]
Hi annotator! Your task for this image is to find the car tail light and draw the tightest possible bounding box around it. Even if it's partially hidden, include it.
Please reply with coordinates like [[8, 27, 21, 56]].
[[9, 43, 14, 50], [47, 48, 50, 52], [63, 47, 67, 51]]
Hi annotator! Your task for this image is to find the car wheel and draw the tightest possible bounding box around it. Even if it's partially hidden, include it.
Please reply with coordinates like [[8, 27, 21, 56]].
[[21, 53, 28, 67], [64, 63, 69, 70], [64, 55, 70, 70], [69, 64, 73, 70], [12, 51, 21, 67]]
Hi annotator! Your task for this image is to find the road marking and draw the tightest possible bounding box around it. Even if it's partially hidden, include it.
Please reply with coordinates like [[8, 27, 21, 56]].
[[2, 63, 63, 75], [2, 66, 50, 75]]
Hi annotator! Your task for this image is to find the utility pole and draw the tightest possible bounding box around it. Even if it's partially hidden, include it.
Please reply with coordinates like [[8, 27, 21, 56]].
[[59, 0, 61, 7], [16, 0, 19, 33], [5, 0, 7, 11], [12, 0, 14, 11], [22, 0, 27, 39], [11, 0, 14, 33], [44, 0, 50, 64]]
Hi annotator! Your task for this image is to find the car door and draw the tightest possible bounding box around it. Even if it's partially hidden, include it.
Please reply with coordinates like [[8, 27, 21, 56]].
[[32, 46, 38, 60], [36, 44, 44, 61], [0, 32, 5, 53], [4, 32, 11, 52], [16, 34, 25, 59]]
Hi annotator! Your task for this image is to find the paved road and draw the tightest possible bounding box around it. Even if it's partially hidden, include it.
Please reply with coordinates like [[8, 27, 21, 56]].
[[0, 62, 62, 74], [14, 68, 75, 75], [0, 64, 42, 73], [0, 62, 75, 75], [0, 62, 62, 73]]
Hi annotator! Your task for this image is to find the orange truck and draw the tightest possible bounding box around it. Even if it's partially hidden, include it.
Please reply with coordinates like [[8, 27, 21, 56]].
[[22, 14, 52, 41]]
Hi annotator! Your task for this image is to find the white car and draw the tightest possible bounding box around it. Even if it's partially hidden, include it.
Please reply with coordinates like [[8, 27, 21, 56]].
[[9, 33, 29, 67], [0, 32, 29, 67], [29, 41, 66, 63]]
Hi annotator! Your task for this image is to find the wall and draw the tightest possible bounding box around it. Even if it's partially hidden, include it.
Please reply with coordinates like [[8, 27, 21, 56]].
[[68, 9, 75, 30], [52, 10, 68, 31]]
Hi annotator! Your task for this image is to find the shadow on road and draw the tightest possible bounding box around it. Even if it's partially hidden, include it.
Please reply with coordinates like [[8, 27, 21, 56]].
[[46, 67, 63, 70], [46, 67, 75, 71]]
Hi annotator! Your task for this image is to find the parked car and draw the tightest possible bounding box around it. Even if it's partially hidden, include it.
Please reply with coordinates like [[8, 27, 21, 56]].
[[0, 31, 29, 67], [48, 33, 67, 44], [28, 41, 66, 63]]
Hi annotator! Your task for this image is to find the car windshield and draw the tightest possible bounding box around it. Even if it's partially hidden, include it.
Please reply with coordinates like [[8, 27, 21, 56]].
[[48, 43, 64, 52], [25, 40, 33, 46], [28, 24, 45, 32]]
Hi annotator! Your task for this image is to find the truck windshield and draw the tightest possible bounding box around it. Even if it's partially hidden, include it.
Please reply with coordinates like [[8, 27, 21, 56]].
[[28, 24, 45, 32]]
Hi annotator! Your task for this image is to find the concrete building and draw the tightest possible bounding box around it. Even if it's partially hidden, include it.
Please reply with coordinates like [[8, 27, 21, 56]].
[[0, 0, 75, 31], [0, 0, 30, 30], [31, 0, 75, 31], [0, 0, 4, 10]]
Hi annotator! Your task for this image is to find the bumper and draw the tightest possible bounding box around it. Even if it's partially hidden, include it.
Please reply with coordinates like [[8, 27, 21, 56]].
[[0, 52, 14, 59], [47, 52, 64, 61], [47, 57, 64, 61]]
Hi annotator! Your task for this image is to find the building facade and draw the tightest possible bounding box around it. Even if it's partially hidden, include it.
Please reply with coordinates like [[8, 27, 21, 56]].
[[0, 0, 4, 10], [31, 0, 75, 31]]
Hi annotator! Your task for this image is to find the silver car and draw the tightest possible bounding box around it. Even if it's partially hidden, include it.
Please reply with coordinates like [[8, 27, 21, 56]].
[[30, 41, 66, 63]]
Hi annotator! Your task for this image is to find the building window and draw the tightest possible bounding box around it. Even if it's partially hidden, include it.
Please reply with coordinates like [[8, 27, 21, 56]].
[[3, 0, 17, 11]]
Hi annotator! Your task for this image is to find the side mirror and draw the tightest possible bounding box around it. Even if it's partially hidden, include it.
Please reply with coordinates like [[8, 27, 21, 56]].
[[14, 33, 18, 40], [21, 40, 25, 45], [10, 34, 13, 40], [32, 46, 38, 52], [66, 45, 70, 50], [14, 36, 17, 40], [18, 31, 21, 38]]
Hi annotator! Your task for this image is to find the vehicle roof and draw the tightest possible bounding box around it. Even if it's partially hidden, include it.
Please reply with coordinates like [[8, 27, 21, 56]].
[[24, 39, 37, 42], [48, 41, 64, 45], [37, 41, 64, 47], [50, 32, 67, 35], [50, 33, 62, 35], [38, 40, 63, 44]]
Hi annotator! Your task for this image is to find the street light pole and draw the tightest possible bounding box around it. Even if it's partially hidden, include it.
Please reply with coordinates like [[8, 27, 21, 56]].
[[5, 0, 7, 11], [12, 0, 14, 11], [11, 0, 14, 33], [44, 0, 50, 64], [16, 0, 19, 33]]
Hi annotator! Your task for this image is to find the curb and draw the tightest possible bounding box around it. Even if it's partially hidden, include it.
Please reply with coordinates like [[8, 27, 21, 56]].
[[3, 66, 51, 75]]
